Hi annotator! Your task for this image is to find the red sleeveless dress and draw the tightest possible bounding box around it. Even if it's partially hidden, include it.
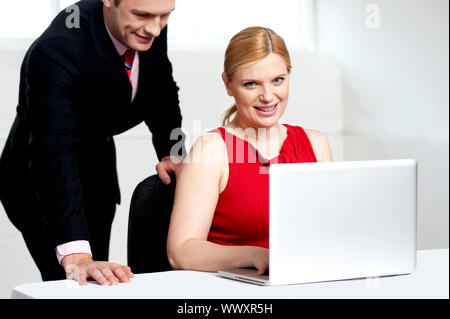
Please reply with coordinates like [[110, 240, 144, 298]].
[[207, 124, 317, 248]]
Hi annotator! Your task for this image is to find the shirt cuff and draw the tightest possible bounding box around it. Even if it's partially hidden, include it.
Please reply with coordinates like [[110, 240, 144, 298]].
[[55, 240, 92, 265]]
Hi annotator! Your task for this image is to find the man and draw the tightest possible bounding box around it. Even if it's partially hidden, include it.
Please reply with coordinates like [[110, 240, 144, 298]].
[[0, 0, 184, 285]]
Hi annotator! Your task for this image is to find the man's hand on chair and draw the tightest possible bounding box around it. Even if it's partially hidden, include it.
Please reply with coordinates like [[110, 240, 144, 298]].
[[156, 155, 183, 185]]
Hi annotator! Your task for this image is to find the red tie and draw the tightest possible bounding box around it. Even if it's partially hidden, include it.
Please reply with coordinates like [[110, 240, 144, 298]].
[[122, 49, 136, 87]]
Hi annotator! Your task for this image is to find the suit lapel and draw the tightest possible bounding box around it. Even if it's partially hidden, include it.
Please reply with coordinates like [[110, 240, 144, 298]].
[[86, 1, 132, 104], [88, 1, 117, 60]]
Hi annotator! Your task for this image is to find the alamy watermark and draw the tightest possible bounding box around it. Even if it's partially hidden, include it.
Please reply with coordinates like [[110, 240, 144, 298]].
[[65, 4, 80, 29], [365, 3, 381, 29], [169, 120, 282, 171], [365, 276, 381, 289]]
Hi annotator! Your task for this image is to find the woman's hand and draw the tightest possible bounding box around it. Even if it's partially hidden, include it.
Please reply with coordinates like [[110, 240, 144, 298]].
[[251, 247, 269, 275]]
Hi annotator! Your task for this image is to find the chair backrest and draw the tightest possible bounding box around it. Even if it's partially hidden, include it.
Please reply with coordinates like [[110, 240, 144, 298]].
[[127, 174, 176, 273]]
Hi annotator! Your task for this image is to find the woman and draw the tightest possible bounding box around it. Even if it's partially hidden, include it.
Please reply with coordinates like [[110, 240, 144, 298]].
[[167, 27, 333, 275]]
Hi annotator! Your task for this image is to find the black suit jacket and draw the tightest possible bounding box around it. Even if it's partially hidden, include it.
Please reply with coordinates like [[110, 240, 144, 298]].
[[0, 0, 184, 246]]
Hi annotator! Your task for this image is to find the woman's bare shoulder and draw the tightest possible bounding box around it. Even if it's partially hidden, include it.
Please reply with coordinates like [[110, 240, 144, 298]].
[[304, 129, 333, 162], [184, 132, 228, 165]]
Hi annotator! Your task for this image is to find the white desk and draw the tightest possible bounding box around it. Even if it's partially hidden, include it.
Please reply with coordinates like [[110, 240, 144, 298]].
[[11, 249, 449, 299]]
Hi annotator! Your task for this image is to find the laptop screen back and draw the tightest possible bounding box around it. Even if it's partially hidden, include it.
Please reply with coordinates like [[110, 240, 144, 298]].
[[268, 159, 417, 285]]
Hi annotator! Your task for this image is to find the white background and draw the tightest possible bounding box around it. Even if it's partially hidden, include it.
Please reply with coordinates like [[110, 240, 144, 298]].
[[0, 0, 448, 298]]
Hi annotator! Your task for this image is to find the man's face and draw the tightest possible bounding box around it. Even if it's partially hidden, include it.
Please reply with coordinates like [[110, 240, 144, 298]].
[[104, 0, 175, 51]]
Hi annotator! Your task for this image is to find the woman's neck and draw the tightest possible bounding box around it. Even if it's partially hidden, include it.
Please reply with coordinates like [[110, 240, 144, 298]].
[[225, 118, 287, 159]]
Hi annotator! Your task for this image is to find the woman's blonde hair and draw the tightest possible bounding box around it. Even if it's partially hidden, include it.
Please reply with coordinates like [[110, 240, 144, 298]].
[[221, 27, 292, 126]]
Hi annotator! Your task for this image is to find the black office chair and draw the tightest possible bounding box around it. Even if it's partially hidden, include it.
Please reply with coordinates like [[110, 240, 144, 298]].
[[127, 174, 176, 273]]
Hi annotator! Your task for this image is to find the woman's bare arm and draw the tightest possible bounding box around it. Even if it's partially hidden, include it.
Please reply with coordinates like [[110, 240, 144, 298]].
[[167, 133, 269, 274]]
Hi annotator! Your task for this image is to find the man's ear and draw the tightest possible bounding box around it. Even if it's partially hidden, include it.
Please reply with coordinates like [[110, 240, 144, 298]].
[[102, 0, 113, 8], [222, 72, 233, 97]]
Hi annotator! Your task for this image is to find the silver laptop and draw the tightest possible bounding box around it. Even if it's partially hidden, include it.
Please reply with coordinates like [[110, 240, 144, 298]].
[[218, 159, 417, 285]]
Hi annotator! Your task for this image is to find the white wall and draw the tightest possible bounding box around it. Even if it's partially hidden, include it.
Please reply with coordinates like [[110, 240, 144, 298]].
[[316, 0, 449, 249], [0, 0, 448, 298]]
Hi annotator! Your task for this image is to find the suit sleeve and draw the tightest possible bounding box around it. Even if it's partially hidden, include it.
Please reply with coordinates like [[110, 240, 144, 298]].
[[143, 26, 186, 161], [26, 38, 89, 246]]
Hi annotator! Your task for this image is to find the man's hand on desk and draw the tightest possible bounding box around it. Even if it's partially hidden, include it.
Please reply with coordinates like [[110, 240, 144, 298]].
[[61, 253, 134, 286]]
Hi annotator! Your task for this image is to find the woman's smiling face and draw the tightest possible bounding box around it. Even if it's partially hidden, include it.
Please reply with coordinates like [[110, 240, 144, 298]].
[[223, 52, 290, 129]]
